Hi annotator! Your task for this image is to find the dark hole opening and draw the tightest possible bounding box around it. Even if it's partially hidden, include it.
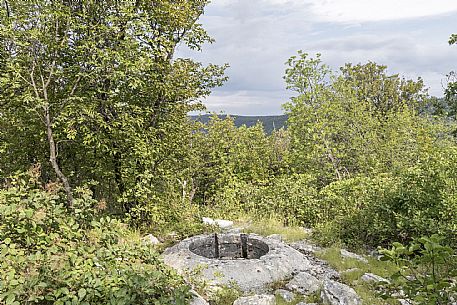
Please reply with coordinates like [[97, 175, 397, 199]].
[[189, 234, 269, 259]]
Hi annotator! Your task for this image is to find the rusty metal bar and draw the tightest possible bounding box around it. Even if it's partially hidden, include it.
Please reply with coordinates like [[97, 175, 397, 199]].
[[240, 233, 248, 259], [214, 233, 220, 258]]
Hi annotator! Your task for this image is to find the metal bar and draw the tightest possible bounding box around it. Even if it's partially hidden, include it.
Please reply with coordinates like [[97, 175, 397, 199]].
[[240, 233, 248, 259], [214, 233, 220, 258]]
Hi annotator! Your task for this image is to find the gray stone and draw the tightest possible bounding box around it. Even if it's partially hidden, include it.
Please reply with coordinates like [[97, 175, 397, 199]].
[[368, 249, 383, 260], [286, 272, 322, 295], [142, 234, 160, 245], [340, 249, 368, 263], [341, 268, 362, 275], [227, 227, 242, 234], [305, 259, 340, 281], [290, 240, 322, 255], [190, 290, 208, 305], [233, 295, 275, 305], [296, 303, 318, 305], [275, 289, 295, 302], [215, 219, 234, 229], [321, 280, 361, 305], [361, 273, 389, 283], [202, 217, 234, 229], [267, 234, 283, 241], [162, 233, 312, 293], [398, 299, 413, 305]]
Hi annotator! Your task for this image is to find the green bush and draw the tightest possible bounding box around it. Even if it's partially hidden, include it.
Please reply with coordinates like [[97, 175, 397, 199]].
[[0, 174, 190, 305], [211, 174, 319, 226], [379, 235, 457, 305], [313, 149, 457, 248]]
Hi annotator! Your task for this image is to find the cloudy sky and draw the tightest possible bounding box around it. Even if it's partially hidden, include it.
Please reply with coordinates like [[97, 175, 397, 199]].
[[179, 0, 457, 115]]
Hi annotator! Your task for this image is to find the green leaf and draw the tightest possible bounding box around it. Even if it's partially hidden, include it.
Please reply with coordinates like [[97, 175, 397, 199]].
[[78, 288, 86, 300]]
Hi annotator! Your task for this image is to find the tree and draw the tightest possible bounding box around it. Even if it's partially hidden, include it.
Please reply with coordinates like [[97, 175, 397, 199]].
[[284, 52, 444, 184], [445, 34, 457, 118], [340, 62, 428, 116], [0, 1, 226, 213]]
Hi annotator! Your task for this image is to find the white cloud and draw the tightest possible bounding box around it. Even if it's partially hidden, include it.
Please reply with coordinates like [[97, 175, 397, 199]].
[[303, 0, 457, 23], [184, 1, 457, 114], [200, 90, 288, 115], [212, 0, 457, 23]]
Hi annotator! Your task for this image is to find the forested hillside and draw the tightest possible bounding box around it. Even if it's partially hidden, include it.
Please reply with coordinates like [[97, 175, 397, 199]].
[[191, 114, 288, 134], [0, 1, 456, 305]]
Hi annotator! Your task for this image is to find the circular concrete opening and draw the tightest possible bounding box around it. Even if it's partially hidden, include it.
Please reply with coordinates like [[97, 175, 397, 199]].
[[189, 234, 269, 259]]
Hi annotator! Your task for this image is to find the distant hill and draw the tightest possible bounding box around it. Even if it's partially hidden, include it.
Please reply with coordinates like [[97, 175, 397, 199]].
[[190, 114, 288, 134]]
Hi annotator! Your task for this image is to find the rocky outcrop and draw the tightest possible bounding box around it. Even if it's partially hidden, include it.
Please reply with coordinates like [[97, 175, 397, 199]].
[[340, 249, 368, 263], [189, 290, 208, 305], [306, 261, 340, 281], [162, 233, 312, 293], [361, 272, 389, 283], [275, 289, 295, 302], [321, 280, 362, 305], [290, 240, 322, 255], [163, 233, 363, 303], [286, 272, 322, 295], [233, 295, 275, 305], [267, 234, 283, 241], [202, 217, 234, 229], [141, 234, 160, 245]]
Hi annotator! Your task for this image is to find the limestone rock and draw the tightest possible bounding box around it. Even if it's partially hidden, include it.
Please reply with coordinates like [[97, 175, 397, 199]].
[[267, 234, 283, 241], [162, 233, 312, 293], [275, 289, 295, 302], [202, 217, 234, 229], [227, 227, 242, 234], [340, 249, 368, 263], [290, 240, 322, 255], [341, 268, 362, 275], [286, 272, 322, 295], [361, 273, 389, 283], [233, 294, 275, 305], [321, 280, 361, 305], [142, 234, 160, 245], [305, 258, 340, 281], [190, 290, 208, 305]]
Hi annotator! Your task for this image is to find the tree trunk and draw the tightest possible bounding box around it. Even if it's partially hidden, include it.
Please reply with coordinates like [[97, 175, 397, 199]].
[[44, 104, 74, 208]]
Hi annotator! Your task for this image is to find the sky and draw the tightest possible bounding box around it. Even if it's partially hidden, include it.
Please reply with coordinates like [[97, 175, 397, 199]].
[[178, 0, 457, 115]]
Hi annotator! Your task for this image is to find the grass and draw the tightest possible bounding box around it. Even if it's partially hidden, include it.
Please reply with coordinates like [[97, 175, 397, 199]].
[[238, 218, 399, 304], [315, 247, 398, 278], [315, 247, 400, 305], [275, 293, 305, 305], [239, 217, 309, 242]]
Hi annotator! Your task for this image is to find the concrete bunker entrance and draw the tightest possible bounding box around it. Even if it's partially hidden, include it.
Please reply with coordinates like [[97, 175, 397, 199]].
[[189, 233, 269, 259]]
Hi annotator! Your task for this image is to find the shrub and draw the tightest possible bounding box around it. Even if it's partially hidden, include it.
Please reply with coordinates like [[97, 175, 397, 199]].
[[211, 174, 319, 226], [313, 148, 457, 248], [0, 173, 190, 305], [379, 235, 457, 305]]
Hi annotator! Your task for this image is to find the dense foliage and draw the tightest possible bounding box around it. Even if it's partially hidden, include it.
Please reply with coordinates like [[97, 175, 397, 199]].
[[0, 1, 455, 302], [196, 51, 457, 250], [0, 0, 226, 214], [0, 172, 190, 305], [0, 1, 220, 303], [380, 235, 457, 305]]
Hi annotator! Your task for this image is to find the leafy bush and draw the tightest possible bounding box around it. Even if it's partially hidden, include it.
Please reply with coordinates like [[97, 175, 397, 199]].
[[0, 173, 190, 305], [313, 148, 457, 248], [379, 235, 457, 305], [211, 174, 319, 226]]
